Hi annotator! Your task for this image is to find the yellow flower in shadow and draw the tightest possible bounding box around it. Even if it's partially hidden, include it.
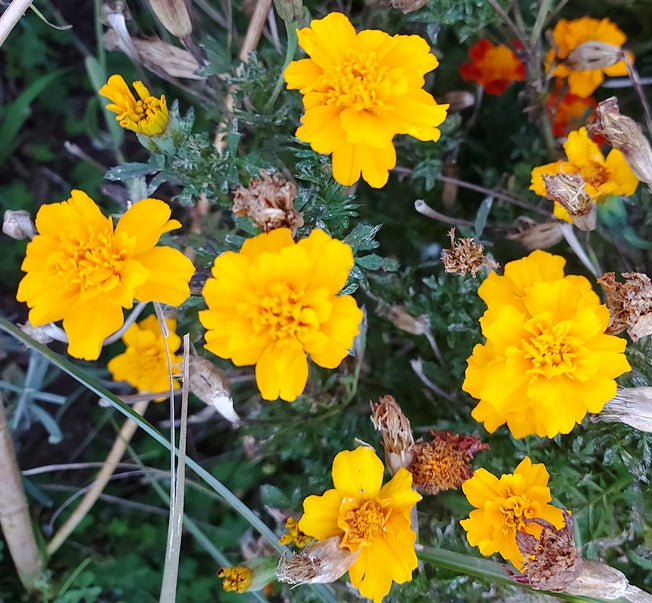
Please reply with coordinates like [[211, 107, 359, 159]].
[[199, 228, 362, 402], [463, 250, 630, 438], [16, 191, 195, 360], [99, 74, 169, 136], [284, 12, 448, 188], [547, 17, 631, 98], [530, 127, 638, 221], [108, 315, 182, 401], [460, 457, 565, 570], [299, 447, 422, 602]]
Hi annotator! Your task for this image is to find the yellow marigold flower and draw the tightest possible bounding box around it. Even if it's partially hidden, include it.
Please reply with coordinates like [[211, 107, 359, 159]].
[[463, 250, 631, 438], [299, 447, 422, 603], [547, 17, 631, 98], [284, 12, 449, 188], [199, 228, 363, 402], [107, 315, 182, 401], [530, 127, 639, 221], [99, 74, 169, 136], [16, 191, 195, 361], [460, 456, 565, 570], [218, 565, 252, 593]]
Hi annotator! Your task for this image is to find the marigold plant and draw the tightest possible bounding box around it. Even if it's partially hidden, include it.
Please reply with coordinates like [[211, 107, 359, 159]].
[[298, 446, 422, 602], [530, 127, 639, 220], [460, 456, 565, 569], [107, 314, 182, 400], [545, 84, 597, 138], [463, 250, 631, 438], [16, 191, 194, 361], [546, 17, 630, 98], [459, 39, 525, 95], [284, 12, 449, 188], [199, 227, 363, 402], [99, 74, 169, 136]]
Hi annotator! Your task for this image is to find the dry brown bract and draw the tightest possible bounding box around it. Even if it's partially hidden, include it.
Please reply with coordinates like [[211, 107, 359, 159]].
[[370, 395, 415, 474], [233, 172, 304, 234], [541, 172, 595, 231], [507, 511, 583, 592], [597, 272, 652, 341], [505, 216, 564, 250], [441, 228, 498, 276]]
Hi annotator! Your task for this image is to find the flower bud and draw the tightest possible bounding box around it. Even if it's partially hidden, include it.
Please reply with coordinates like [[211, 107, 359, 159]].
[[590, 97, 652, 189], [147, 0, 192, 39], [188, 355, 239, 424], [506, 216, 565, 250], [273, 0, 302, 23], [541, 172, 596, 231], [370, 395, 415, 474], [218, 557, 278, 593], [3, 210, 36, 240], [600, 387, 652, 433], [565, 41, 625, 71]]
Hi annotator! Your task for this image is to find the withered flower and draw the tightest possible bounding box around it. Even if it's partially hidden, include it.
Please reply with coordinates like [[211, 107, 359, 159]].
[[441, 228, 498, 276], [541, 172, 595, 231], [507, 511, 583, 592], [276, 536, 358, 585], [590, 97, 652, 189], [505, 216, 564, 251], [408, 431, 489, 495], [370, 395, 415, 474], [565, 41, 625, 72], [597, 271, 652, 340], [600, 387, 652, 433], [232, 172, 304, 234], [376, 0, 429, 14], [3, 210, 36, 240]]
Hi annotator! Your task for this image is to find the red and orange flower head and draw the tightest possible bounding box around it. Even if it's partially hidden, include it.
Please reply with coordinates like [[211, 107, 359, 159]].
[[199, 228, 363, 402], [16, 191, 194, 361], [284, 12, 448, 189], [460, 39, 525, 95], [546, 82, 597, 139]]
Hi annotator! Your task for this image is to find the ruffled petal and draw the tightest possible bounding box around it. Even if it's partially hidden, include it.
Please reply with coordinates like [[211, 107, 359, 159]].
[[331, 447, 383, 500]]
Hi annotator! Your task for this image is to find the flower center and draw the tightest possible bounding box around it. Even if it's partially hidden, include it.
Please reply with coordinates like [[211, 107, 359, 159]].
[[323, 50, 390, 112], [581, 161, 609, 190], [55, 228, 128, 295], [252, 282, 318, 344], [500, 493, 534, 534], [522, 320, 577, 379], [339, 499, 388, 551]]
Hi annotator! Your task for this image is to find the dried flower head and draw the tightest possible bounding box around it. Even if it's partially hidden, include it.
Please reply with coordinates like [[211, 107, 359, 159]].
[[408, 431, 489, 495], [505, 217, 564, 251], [507, 511, 583, 592], [541, 172, 595, 231], [590, 97, 652, 189], [370, 395, 415, 474], [597, 271, 652, 340], [279, 517, 310, 548], [188, 355, 239, 424], [565, 559, 633, 599], [377, 0, 429, 14], [3, 210, 36, 240], [147, 0, 192, 39], [600, 387, 652, 433], [565, 41, 625, 72], [276, 536, 358, 584], [441, 228, 498, 276], [232, 172, 303, 234]]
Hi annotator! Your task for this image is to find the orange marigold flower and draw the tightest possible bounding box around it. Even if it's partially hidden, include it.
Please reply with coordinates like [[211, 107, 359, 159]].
[[99, 74, 169, 136], [107, 315, 182, 401], [460, 456, 565, 570], [546, 83, 597, 138], [284, 12, 448, 188], [460, 39, 525, 95], [299, 447, 422, 602], [530, 127, 639, 221], [463, 250, 631, 438], [546, 17, 631, 98], [199, 228, 363, 402], [16, 191, 195, 361]]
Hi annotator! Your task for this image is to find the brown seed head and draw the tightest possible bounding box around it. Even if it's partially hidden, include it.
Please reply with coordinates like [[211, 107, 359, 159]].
[[565, 41, 625, 71], [541, 172, 596, 231], [276, 536, 358, 585], [508, 511, 583, 592], [590, 97, 652, 188], [233, 172, 304, 234], [408, 431, 489, 495], [370, 395, 415, 474], [597, 271, 652, 340], [441, 228, 498, 276]]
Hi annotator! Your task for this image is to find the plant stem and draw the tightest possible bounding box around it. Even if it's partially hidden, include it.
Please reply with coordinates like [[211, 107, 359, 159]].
[[0, 0, 33, 48], [0, 392, 44, 591], [264, 20, 298, 112]]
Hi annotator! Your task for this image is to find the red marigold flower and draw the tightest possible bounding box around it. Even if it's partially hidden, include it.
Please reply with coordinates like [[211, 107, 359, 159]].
[[460, 39, 526, 95], [546, 83, 597, 138]]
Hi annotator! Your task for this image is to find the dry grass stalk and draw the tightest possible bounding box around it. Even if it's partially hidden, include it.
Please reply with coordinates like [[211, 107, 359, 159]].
[[0, 393, 44, 590]]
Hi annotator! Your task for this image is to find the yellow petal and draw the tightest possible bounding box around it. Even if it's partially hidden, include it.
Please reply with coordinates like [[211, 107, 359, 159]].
[[331, 447, 383, 500], [239, 228, 294, 260], [63, 297, 125, 360], [378, 468, 421, 511], [132, 247, 193, 306], [255, 341, 308, 401], [299, 488, 343, 540], [115, 198, 180, 254]]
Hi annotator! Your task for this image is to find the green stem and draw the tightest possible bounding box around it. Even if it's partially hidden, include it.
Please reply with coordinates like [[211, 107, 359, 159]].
[[529, 0, 554, 47], [264, 21, 298, 113]]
